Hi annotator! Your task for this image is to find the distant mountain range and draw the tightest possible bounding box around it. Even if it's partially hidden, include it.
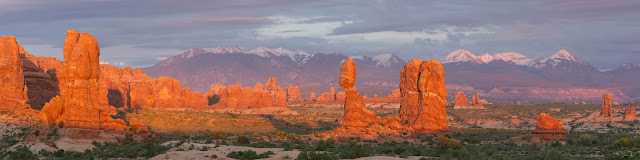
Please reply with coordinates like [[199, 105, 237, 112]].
[[144, 47, 640, 103], [144, 46, 405, 97]]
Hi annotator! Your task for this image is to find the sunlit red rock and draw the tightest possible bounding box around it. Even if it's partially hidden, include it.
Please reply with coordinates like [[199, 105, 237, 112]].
[[286, 86, 301, 102], [472, 92, 484, 107], [0, 36, 30, 109], [306, 92, 316, 102], [411, 60, 448, 132], [454, 91, 469, 107], [601, 93, 612, 118], [40, 31, 127, 130], [129, 118, 148, 133], [399, 59, 423, 123], [341, 57, 379, 127], [207, 77, 290, 113], [624, 107, 637, 121], [532, 113, 565, 141]]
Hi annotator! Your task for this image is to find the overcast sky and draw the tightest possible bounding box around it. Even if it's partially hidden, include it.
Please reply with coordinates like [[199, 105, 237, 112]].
[[1, 0, 639, 70]]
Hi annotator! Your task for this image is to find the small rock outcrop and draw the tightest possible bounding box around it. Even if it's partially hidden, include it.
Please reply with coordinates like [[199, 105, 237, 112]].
[[286, 86, 301, 102], [341, 57, 379, 127], [472, 92, 483, 107], [624, 107, 637, 121], [453, 91, 469, 108], [0, 36, 30, 110], [601, 93, 612, 118], [532, 113, 565, 141]]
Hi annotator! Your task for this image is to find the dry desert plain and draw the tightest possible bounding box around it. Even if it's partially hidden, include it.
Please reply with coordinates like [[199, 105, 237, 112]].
[[2, 102, 640, 159]]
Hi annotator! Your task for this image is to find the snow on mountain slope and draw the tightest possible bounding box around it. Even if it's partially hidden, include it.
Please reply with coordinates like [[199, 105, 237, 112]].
[[477, 53, 494, 63], [441, 49, 482, 64], [529, 50, 587, 69], [373, 53, 403, 68], [492, 52, 532, 65], [442, 50, 534, 65]]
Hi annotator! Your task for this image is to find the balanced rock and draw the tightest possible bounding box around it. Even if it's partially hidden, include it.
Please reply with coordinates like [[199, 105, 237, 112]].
[[341, 57, 379, 127], [532, 113, 565, 141], [601, 93, 612, 118], [0, 36, 30, 109]]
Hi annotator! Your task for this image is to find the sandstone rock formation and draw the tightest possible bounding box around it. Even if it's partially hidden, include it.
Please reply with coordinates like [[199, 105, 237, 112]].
[[306, 92, 316, 102], [0, 36, 30, 110], [601, 93, 612, 118], [286, 86, 301, 102], [410, 60, 448, 132], [398, 59, 449, 132], [129, 118, 148, 133], [341, 57, 379, 127], [472, 92, 483, 107], [399, 59, 423, 124], [453, 91, 469, 107], [207, 77, 291, 113], [39, 31, 127, 130], [624, 107, 637, 121], [532, 113, 565, 141], [363, 89, 401, 103]]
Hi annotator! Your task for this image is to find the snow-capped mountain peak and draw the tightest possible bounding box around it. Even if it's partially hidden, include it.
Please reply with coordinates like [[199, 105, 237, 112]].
[[246, 46, 273, 57], [441, 49, 482, 64], [226, 46, 244, 53], [492, 52, 532, 65], [477, 53, 494, 63], [373, 53, 402, 68], [211, 47, 229, 54], [541, 50, 582, 64]]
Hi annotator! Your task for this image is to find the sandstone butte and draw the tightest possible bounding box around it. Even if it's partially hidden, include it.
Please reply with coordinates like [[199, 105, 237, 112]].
[[286, 86, 302, 102], [453, 91, 469, 107], [532, 113, 565, 141], [601, 93, 613, 118], [624, 107, 637, 121], [0, 36, 30, 110], [340, 57, 380, 127], [39, 30, 131, 131]]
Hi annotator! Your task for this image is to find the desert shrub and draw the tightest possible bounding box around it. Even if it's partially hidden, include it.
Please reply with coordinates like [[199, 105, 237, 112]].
[[296, 151, 338, 160], [611, 137, 636, 149], [210, 130, 227, 139], [227, 150, 274, 160], [579, 134, 594, 146], [438, 136, 460, 150], [606, 151, 640, 160], [88, 134, 171, 158], [276, 131, 287, 137], [236, 135, 251, 145], [541, 149, 565, 160], [1, 145, 38, 160]]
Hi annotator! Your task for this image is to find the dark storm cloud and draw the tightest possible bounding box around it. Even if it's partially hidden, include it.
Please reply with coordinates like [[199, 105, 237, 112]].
[[0, 0, 638, 69]]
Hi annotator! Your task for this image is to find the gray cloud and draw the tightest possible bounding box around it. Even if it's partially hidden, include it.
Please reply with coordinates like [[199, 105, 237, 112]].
[[0, 0, 638, 69]]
